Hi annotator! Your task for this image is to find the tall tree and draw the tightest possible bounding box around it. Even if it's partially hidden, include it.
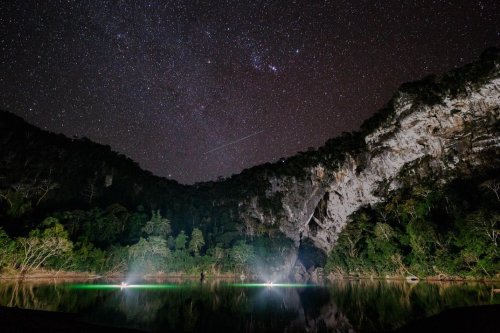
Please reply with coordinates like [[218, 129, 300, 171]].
[[230, 241, 254, 272], [17, 217, 73, 274], [142, 210, 172, 238], [0, 228, 15, 268], [188, 228, 205, 256], [175, 231, 188, 251]]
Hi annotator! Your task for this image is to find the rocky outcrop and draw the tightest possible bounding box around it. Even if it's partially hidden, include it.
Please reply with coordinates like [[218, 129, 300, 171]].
[[238, 70, 500, 254]]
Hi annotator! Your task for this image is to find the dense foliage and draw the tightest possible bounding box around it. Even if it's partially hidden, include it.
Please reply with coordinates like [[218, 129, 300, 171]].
[[0, 206, 296, 276], [325, 173, 499, 279]]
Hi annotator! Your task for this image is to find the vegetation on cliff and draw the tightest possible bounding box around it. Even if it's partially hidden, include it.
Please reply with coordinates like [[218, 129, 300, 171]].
[[325, 166, 499, 279]]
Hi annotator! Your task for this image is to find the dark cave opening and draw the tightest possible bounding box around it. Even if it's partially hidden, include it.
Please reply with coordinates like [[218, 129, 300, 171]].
[[297, 238, 327, 270]]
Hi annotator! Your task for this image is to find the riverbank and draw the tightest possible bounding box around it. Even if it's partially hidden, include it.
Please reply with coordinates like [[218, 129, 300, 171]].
[[0, 268, 253, 282], [0, 270, 100, 281], [2, 268, 499, 283], [325, 272, 500, 283]]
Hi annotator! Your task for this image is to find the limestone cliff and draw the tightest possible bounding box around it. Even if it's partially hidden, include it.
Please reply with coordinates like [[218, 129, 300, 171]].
[[237, 52, 500, 254]]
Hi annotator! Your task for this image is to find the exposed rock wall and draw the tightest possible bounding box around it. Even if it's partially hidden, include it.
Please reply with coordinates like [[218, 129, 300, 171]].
[[239, 77, 500, 253]]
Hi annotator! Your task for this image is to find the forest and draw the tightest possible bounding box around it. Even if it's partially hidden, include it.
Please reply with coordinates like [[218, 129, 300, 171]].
[[325, 167, 499, 279], [0, 205, 295, 277]]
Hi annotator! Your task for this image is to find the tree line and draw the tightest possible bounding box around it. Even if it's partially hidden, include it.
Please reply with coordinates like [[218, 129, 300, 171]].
[[325, 175, 499, 279], [0, 206, 294, 277]]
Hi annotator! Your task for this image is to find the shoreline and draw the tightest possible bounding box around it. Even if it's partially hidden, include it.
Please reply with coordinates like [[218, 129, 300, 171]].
[[0, 269, 252, 282], [325, 273, 500, 283], [1, 270, 499, 283]]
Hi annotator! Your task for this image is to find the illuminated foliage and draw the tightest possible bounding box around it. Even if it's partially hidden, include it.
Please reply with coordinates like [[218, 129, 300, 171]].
[[142, 210, 172, 238], [188, 228, 205, 256], [16, 218, 73, 274]]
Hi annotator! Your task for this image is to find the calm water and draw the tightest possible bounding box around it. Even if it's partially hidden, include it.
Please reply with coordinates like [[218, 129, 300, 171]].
[[0, 279, 498, 332]]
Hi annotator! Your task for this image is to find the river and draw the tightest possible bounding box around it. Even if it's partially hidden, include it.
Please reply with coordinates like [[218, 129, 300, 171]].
[[0, 279, 498, 332]]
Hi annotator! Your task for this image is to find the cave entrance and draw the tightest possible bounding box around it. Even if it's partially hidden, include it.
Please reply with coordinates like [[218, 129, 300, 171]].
[[297, 238, 327, 270]]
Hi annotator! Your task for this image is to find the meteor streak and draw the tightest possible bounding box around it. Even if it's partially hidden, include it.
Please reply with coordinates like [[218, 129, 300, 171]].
[[204, 130, 265, 154]]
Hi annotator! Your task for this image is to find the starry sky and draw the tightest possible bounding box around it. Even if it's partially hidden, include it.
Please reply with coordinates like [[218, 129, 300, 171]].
[[1, 1, 499, 184]]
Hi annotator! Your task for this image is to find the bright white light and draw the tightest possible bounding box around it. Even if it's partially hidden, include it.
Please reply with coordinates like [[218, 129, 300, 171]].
[[120, 282, 128, 289], [264, 281, 274, 287]]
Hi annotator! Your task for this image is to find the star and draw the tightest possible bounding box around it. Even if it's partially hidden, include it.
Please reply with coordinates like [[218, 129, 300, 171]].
[[0, 1, 498, 183], [268, 65, 278, 72]]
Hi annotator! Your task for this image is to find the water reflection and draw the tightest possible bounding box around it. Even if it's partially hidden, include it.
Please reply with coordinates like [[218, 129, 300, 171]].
[[326, 280, 499, 332], [0, 279, 498, 332]]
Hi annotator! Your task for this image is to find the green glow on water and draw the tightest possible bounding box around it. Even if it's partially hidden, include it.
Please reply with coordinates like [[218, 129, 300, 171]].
[[68, 284, 181, 290], [67, 282, 316, 290]]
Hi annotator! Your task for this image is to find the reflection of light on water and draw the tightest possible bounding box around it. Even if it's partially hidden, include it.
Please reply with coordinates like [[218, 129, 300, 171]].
[[68, 284, 181, 290], [3, 280, 496, 333], [230, 283, 314, 288], [67, 282, 315, 290]]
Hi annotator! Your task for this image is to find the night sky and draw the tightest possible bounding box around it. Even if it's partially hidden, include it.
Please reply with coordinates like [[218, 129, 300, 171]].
[[1, 1, 499, 184]]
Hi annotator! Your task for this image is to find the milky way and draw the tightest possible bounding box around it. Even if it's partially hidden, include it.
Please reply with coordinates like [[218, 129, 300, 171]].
[[1, 1, 499, 183]]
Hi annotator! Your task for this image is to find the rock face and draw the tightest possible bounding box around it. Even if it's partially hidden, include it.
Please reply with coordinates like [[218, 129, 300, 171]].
[[238, 74, 500, 254]]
